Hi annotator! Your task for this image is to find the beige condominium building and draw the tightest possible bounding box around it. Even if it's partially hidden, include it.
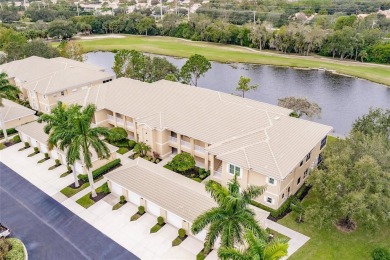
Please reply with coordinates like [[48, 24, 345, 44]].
[[0, 99, 36, 129], [60, 77, 333, 209], [0, 56, 114, 113]]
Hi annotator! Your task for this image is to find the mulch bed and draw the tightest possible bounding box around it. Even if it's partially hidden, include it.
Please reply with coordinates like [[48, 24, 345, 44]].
[[90, 192, 110, 203], [69, 179, 88, 189]]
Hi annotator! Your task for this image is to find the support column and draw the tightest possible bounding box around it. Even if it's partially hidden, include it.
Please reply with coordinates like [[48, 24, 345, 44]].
[[177, 134, 182, 153], [134, 120, 138, 142], [113, 112, 117, 127], [210, 155, 215, 175], [204, 143, 209, 170], [190, 138, 195, 156]]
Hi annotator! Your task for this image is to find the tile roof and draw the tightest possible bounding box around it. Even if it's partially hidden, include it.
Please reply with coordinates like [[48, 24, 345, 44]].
[[105, 158, 269, 223], [0, 99, 35, 123]]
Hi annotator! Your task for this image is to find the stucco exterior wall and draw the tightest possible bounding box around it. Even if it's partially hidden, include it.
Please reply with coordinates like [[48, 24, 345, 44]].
[[4, 115, 35, 129]]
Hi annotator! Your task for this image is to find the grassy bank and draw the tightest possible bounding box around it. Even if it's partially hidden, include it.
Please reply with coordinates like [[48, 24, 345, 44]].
[[74, 35, 389, 87], [278, 192, 390, 260]]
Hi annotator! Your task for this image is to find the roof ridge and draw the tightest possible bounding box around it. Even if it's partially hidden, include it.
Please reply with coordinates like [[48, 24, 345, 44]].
[[243, 149, 251, 169], [208, 129, 266, 149], [44, 71, 56, 94], [83, 87, 92, 107], [264, 130, 283, 177]]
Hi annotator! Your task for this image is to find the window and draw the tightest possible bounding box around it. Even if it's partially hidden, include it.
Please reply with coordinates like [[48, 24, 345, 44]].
[[304, 169, 308, 179], [320, 136, 327, 149], [43, 95, 47, 99], [61, 91, 65, 96], [267, 177, 276, 185], [297, 177, 301, 185], [306, 152, 311, 161], [265, 197, 273, 204], [299, 160, 303, 167], [318, 153, 323, 165], [288, 187, 291, 193], [282, 193, 285, 199], [228, 164, 241, 177]]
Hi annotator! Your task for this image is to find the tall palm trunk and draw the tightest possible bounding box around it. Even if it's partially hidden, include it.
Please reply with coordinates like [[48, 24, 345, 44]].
[[0, 113, 8, 142], [72, 163, 79, 188], [87, 167, 97, 197]]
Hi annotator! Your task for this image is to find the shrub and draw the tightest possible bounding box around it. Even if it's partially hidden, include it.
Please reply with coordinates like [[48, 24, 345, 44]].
[[24, 142, 30, 148], [111, 139, 131, 148], [196, 251, 206, 260], [44, 153, 49, 159], [170, 152, 195, 173], [67, 165, 72, 172], [78, 159, 121, 182], [138, 206, 145, 214], [101, 182, 110, 194], [55, 159, 60, 165], [120, 195, 126, 204], [34, 147, 39, 153], [150, 224, 162, 233], [0, 128, 17, 138], [12, 135, 21, 143], [372, 247, 390, 260], [157, 216, 164, 225], [128, 140, 136, 149], [172, 237, 182, 247], [3, 238, 25, 260], [108, 127, 128, 142], [0, 143, 6, 150], [178, 228, 186, 238]]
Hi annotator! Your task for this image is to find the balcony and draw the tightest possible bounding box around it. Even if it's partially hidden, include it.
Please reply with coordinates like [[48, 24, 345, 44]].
[[126, 121, 133, 130], [116, 118, 124, 126], [181, 140, 190, 148], [170, 137, 177, 143], [107, 115, 114, 124], [195, 145, 205, 153]]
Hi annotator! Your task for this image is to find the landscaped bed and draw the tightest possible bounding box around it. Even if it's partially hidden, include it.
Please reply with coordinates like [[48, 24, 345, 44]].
[[150, 216, 165, 233], [0, 238, 25, 260], [37, 153, 50, 163], [130, 206, 145, 221], [48, 159, 61, 170], [172, 228, 187, 246], [112, 195, 127, 210], [76, 182, 110, 208], [164, 153, 210, 182], [27, 147, 40, 157], [0, 135, 21, 150]]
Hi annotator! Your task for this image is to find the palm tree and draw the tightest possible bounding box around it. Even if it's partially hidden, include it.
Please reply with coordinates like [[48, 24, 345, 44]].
[[0, 72, 21, 142], [55, 104, 111, 197], [218, 230, 288, 260], [133, 142, 151, 158], [191, 174, 267, 253], [38, 102, 81, 187]]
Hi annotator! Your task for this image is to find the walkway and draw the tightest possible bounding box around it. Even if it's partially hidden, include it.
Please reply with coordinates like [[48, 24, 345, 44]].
[[265, 219, 310, 258], [0, 162, 138, 260]]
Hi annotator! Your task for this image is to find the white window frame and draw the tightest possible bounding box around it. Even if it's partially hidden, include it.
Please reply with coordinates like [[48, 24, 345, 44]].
[[264, 196, 274, 205], [45, 106, 50, 112], [267, 177, 277, 186], [227, 163, 242, 178], [43, 95, 47, 99]]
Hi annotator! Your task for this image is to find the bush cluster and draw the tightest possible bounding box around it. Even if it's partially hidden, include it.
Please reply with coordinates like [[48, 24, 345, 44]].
[[0, 128, 17, 138], [77, 159, 121, 182], [138, 206, 145, 215], [372, 247, 390, 260]]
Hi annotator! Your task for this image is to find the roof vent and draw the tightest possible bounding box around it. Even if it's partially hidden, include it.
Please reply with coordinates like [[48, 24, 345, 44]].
[[274, 116, 280, 120]]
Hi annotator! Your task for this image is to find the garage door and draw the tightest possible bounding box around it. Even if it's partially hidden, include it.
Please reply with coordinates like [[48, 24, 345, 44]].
[[30, 138, 38, 147], [146, 201, 160, 217], [50, 150, 58, 160], [193, 228, 207, 242], [110, 182, 123, 196], [75, 163, 83, 174], [40, 144, 48, 153], [60, 153, 67, 165], [128, 190, 141, 206], [167, 212, 183, 229], [20, 133, 27, 142]]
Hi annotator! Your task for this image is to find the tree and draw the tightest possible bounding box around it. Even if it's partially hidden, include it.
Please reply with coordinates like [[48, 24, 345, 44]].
[[249, 23, 269, 51], [21, 39, 60, 59], [305, 132, 390, 230], [353, 108, 390, 139], [0, 72, 21, 142], [236, 76, 258, 98], [47, 104, 111, 197], [133, 142, 151, 158], [191, 175, 266, 252], [48, 20, 76, 40], [170, 152, 195, 173], [278, 97, 321, 119], [290, 197, 305, 223], [180, 54, 211, 86], [59, 41, 85, 62], [107, 127, 128, 142], [136, 17, 156, 36], [218, 230, 288, 260], [38, 102, 81, 187]]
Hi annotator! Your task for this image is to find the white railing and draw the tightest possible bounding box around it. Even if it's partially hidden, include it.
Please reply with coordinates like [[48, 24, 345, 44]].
[[195, 145, 205, 153], [126, 122, 133, 129], [170, 137, 177, 143], [181, 140, 190, 148], [107, 115, 114, 123], [214, 170, 222, 179], [116, 118, 124, 125]]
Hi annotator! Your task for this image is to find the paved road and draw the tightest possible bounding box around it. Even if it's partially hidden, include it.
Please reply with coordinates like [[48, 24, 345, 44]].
[[0, 162, 138, 260]]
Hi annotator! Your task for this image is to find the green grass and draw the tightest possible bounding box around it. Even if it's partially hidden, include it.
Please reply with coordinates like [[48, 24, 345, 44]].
[[76, 184, 106, 208], [4, 238, 25, 260], [60, 182, 90, 197], [68, 35, 390, 87], [278, 191, 390, 260], [117, 147, 129, 155]]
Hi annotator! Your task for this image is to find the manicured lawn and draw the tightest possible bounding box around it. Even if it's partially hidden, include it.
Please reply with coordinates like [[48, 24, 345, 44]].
[[60, 182, 90, 198], [278, 192, 390, 260], [69, 35, 389, 87], [117, 147, 129, 155], [76, 183, 107, 208]]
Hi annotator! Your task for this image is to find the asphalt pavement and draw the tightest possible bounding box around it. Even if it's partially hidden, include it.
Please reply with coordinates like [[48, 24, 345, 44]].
[[0, 162, 138, 260]]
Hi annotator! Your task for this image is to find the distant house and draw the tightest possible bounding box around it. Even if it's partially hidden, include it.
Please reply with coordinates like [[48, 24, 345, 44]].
[[60, 77, 332, 210], [0, 56, 114, 113]]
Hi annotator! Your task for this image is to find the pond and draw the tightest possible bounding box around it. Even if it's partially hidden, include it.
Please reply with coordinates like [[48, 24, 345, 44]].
[[85, 51, 390, 136]]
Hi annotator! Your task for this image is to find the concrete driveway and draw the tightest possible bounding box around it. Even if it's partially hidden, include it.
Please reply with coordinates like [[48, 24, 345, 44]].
[[1, 143, 208, 259]]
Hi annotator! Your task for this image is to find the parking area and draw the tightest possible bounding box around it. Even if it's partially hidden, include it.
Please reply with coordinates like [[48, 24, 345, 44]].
[[1, 143, 211, 259]]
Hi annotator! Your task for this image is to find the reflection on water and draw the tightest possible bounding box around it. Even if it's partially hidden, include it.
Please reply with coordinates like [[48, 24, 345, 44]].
[[85, 51, 390, 136]]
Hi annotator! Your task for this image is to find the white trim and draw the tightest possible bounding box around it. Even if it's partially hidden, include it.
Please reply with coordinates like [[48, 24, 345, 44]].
[[155, 141, 169, 146], [264, 196, 274, 205], [266, 176, 277, 186], [227, 163, 242, 178]]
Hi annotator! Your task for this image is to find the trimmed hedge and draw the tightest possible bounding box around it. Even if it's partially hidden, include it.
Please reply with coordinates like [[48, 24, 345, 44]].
[[0, 128, 17, 138], [372, 247, 390, 260], [251, 184, 311, 219], [78, 159, 121, 182], [4, 238, 25, 260], [150, 223, 163, 233]]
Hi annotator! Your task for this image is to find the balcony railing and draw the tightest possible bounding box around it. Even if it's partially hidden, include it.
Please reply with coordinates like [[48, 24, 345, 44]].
[[116, 118, 124, 125], [126, 121, 133, 129], [107, 115, 114, 123], [170, 137, 177, 143], [181, 140, 190, 148], [195, 145, 205, 153]]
